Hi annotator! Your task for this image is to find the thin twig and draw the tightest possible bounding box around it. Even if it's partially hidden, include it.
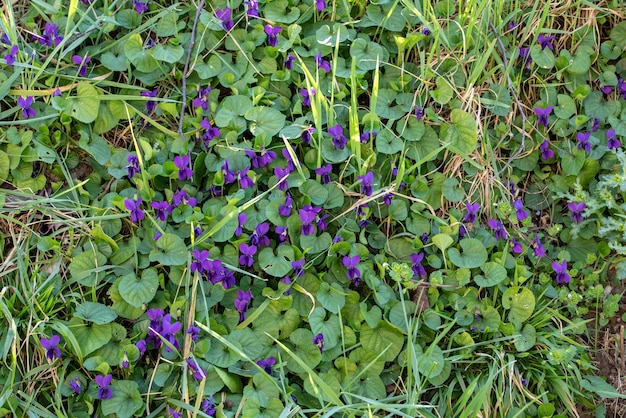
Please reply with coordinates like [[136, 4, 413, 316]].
[[178, 0, 206, 138]]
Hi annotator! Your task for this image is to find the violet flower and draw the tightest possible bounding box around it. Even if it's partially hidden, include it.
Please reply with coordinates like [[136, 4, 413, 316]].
[[540, 140, 554, 160], [299, 205, 319, 236], [487, 219, 507, 240], [357, 172, 374, 196], [69, 377, 82, 394], [234, 289, 252, 322], [415, 106, 424, 121], [533, 105, 552, 128], [5, 45, 18, 65], [245, 0, 259, 18], [215, 8, 234, 31], [186, 356, 206, 380], [275, 166, 291, 191], [169, 408, 182, 418], [300, 88, 315, 107], [537, 34, 555, 51], [329, 124, 347, 149], [511, 238, 523, 254], [187, 325, 200, 342], [568, 202, 585, 223], [39, 23, 63, 47], [315, 0, 326, 11], [463, 202, 480, 223], [317, 213, 329, 231], [264, 25, 282, 47], [200, 119, 220, 146], [95, 374, 113, 400], [151, 201, 170, 221], [315, 164, 332, 184], [133, 0, 149, 14], [257, 357, 276, 375], [126, 154, 140, 178], [250, 222, 270, 247], [237, 166, 254, 189], [235, 212, 246, 236], [141, 89, 158, 113], [343, 255, 361, 286], [552, 260, 570, 285], [279, 193, 293, 217], [410, 253, 426, 278], [276, 225, 289, 244], [292, 259, 305, 278], [314, 54, 331, 73], [302, 127, 314, 144], [422, 27, 431, 36], [172, 189, 197, 207], [124, 198, 145, 223], [383, 192, 393, 205], [202, 395, 216, 415], [601, 85, 612, 96], [40, 335, 61, 360], [284, 54, 295, 70], [18, 96, 36, 119], [191, 249, 211, 275], [161, 314, 182, 352], [72, 55, 90, 77], [591, 118, 600, 132], [174, 155, 193, 181], [533, 234, 545, 257], [239, 243, 257, 267], [360, 131, 377, 143], [576, 131, 591, 152], [193, 86, 211, 110], [607, 129, 620, 149], [513, 200, 528, 221], [313, 333, 324, 353]]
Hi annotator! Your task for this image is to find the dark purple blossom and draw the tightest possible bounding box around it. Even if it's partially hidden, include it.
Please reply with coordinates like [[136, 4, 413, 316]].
[[257, 357, 276, 375], [136, 339, 147, 355], [513, 200, 528, 221], [507, 21, 518, 32], [279, 193, 293, 217], [235, 212, 246, 236], [281, 148, 297, 172], [72, 55, 90, 77], [410, 253, 426, 278], [284, 54, 295, 69], [292, 258, 305, 278], [239, 243, 257, 267], [234, 289, 252, 322], [141, 89, 158, 113], [40, 335, 61, 360], [186, 356, 206, 380], [601, 85, 612, 96], [329, 124, 347, 149], [264, 25, 282, 47], [193, 86, 211, 110], [313, 333, 324, 353], [153, 231, 162, 241], [121, 351, 129, 369], [200, 119, 220, 146], [237, 166, 254, 189], [415, 106, 424, 121], [533, 234, 546, 257], [5, 45, 18, 65], [124, 198, 144, 223], [360, 131, 377, 143], [191, 249, 211, 275], [174, 155, 193, 181], [487, 219, 507, 241], [314, 54, 331, 73], [95, 374, 113, 400], [568, 202, 585, 223], [215, 8, 234, 31], [133, 0, 148, 14], [274, 166, 291, 191], [250, 222, 270, 247], [202, 395, 216, 415], [463, 202, 480, 223], [511, 238, 523, 254], [151, 200, 170, 221], [540, 140, 554, 160], [276, 225, 289, 244], [206, 260, 235, 289], [591, 118, 600, 132], [607, 129, 620, 149], [172, 189, 197, 207], [537, 34, 555, 51], [343, 255, 361, 286], [245, 0, 259, 18], [246, 148, 277, 168], [169, 408, 182, 418], [300, 88, 315, 107], [534, 105, 552, 128], [18, 96, 36, 119], [357, 172, 374, 196], [302, 127, 314, 144], [422, 27, 431, 36], [618, 78, 626, 99], [194, 226, 202, 238], [317, 213, 329, 231], [299, 205, 319, 236], [576, 131, 591, 152], [420, 233, 429, 244], [552, 260, 570, 285], [315, 164, 332, 184], [69, 377, 81, 394], [126, 154, 140, 178], [315, 0, 326, 11], [38, 23, 63, 47], [281, 276, 292, 294], [161, 314, 182, 352]]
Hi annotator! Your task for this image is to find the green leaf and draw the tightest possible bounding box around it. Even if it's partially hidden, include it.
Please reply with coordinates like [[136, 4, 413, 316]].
[[206, 338, 242, 368], [215, 95, 252, 127], [299, 180, 328, 205], [360, 321, 404, 362], [285, 329, 322, 374], [350, 38, 387, 71], [530, 44, 555, 69], [300, 232, 332, 254], [245, 107, 286, 138], [69, 249, 108, 286], [263, 0, 300, 23], [442, 178, 465, 202], [316, 24, 350, 46], [514, 323, 536, 352], [67, 82, 100, 124], [554, 94, 576, 119], [580, 375, 626, 399], [375, 130, 404, 154], [448, 238, 488, 268], [430, 77, 453, 105], [0, 151, 10, 182], [70, 318, 112, 357], [196, 54, 222, 79], [124, 33, 159, 73], [441, 109, 478, 155], [118, 269, 159, 307], [417, 344, 445, 378], [155, 12, 180, 37], [474, 262, 507, 287], [101, 380, 143, 418], [432, 234, 454, 253], [149, 233, 188, 266], [610, 21, 626, 50], [561, 149, 585, 176], [74, 302, 117, 325], [151, 44, 184, 63], [481, 83, 511, 116], [583, 91, 621, 121], [100, 51, 127, 71], [568, 238, 597, 262], [258, 246, 294, 277], [502, 286, 535, 325], [309, 308, 341, 350]]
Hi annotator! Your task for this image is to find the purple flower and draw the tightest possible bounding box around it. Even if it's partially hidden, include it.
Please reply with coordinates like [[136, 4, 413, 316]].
[[415, 106, 424, 121], [95, 374, 113, 400], [257, 357, 276, 375], [174, 155, 193, 181], [302, 127, 314, 144], [124, 198, 144, 223], [235, 212, 246, 236], [357, 172, 374, 196], [299, 205, 319, 236], [329, 124, 347, 149], [533, 234, 545, 257], [276, 225, 289, 244], [537, 34, 555, 51], [607, 129, 620, 149], [161, 314, 182, 352], [315, 0, 326, 11], [151, 201, 170, 221], [245, 0, 259, 18], [187, 325, 200, 342], [264, 25, 282, 47], [250, 222, 270, 247], [284, 54, 295, 70], [576, 131, 591, 152], [237, 166, 254, 189], [314, 54, 331, 73], [343, 255, 361, 286], [317, 213, 329, 231], [126, 154, 140, 178], [360, 131, 377, 144], [72, 55, 90, 77], [552, 260, 570, 285], [591, 118, 600, 132], [510, 238, 523, 254], [69, 377, 82, 394], [292, 259, 305, 278], [200, 119, 220, 146], [422, 27, 431, 36], [133, 0, 149, 14], [191, 249, 211, 275], [534, 105, 552, 128], [40, 335, 61, 360], [247, 148, 277, 168], [463, 202, 480, 223], [507, 21, 518, 32], [172, 189, 196, 207], [315, 164, 332, 184], [18, 96, 36, 119], [410, 253, 426, 278], [487, 219, 507, 241], [234, 290, 252, 322], [313, 333, 324, 353], [239, 243, 257, 267], [300, 88, 315, 107], [513, 200, 528, 221], [215, 8, 234, 31], [279, 193, 293, 217], [5, 44, 18, 65], [141, 89, 158, 113], [601, 85, 613, 96], [186, 356, 206, 380], [274, 166, 291, 191], [39, 23, 63, 47], [539, 140, 554, 160], [169, 408, 182, 418], [193, 86, 211, 110], [568, 202, 585, 223], [207, 260, 235, 289]]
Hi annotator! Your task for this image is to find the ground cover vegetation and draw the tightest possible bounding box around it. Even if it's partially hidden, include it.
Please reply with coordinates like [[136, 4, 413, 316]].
[[1, 0, 626, 417]]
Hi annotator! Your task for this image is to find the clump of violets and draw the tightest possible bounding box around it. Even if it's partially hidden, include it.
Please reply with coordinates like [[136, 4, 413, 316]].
[[576, 131, 591, 152], [537, 34, 555, 51], [234, 290, 252, 322], [173, 155, 193, 180], [313, 333, 324, 353], [72, 55, 90, 77], [160, 314, 182, 352], [95, 374, 113, 400], [40, 335, 61, 360], [18, 96, 36, 119], [264, 25, 282, 47], [607, 129, 620, 149], [329, 124, 347, 149], [124, 198, 144, 223], [463, 202, 480, 223], [552, 260, 570, 285], [257, 357, 276, 375], [343, 255, 361, 286], [215, 8, 234, 31], [568, 202, 585, 223], [533, 105, 552, 128], [487, 219, 507, 241], [191, 249, 211, 275]]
